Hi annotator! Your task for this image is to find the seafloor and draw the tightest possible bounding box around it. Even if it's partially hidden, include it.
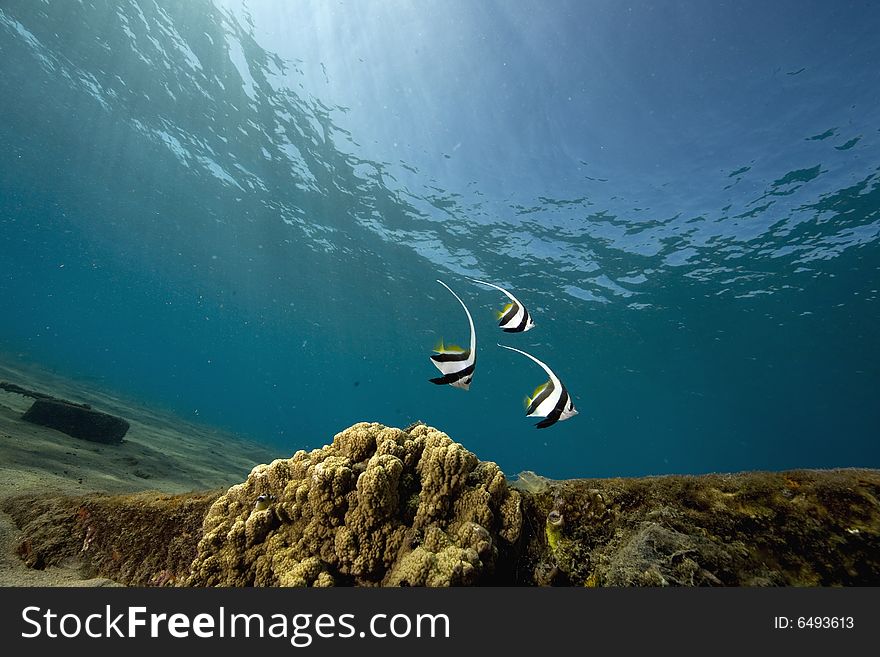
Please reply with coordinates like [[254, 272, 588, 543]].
[[0, 356, 275, 585], [1, 357, 878, 586]]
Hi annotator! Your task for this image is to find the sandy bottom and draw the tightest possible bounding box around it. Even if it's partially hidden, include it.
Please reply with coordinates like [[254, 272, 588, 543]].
[[0, 356, 280, 585]]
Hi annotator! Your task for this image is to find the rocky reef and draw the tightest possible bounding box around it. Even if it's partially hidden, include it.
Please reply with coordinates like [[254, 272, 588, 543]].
[[3, 422, 879, 586], [517, 468, 880, 586], [187, 422, 522, 586], [2, 491, 217, 585]]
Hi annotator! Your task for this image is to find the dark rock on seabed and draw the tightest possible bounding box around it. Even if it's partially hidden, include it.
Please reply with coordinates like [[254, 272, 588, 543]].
[[22, 399, 130, 444], [2, 381, 130, 444], [3, 423, 879, 586]]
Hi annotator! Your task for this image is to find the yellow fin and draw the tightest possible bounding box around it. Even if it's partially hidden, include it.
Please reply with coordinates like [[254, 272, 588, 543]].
[[434, 338, 466, 354], [524, 382, 549, 409], [496, 302, 513, 320]]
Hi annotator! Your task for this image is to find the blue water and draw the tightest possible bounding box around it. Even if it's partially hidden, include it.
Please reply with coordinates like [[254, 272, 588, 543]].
[[1, 0, 878, 479]]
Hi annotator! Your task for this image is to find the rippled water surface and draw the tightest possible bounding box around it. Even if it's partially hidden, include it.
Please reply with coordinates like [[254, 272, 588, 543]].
[[1, 0, 878, 478]]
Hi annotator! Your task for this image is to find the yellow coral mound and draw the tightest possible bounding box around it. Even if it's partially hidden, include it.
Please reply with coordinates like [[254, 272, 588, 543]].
[[187, 422, 522, 586]]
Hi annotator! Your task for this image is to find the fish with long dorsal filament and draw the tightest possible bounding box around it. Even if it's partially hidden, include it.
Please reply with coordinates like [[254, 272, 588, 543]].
[[497, 344, 577, 428], [429, 279, 477, 390], [466, 277, 535, 332]]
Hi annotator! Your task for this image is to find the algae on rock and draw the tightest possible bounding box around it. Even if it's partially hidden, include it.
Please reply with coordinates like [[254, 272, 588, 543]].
[[2, 491, 218, 586], [187, 422, 522, 586], [7, 421, 878, 587], [519, 469, 880, 586]]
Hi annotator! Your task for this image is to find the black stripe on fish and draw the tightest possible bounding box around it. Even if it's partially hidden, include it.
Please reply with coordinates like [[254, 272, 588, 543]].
[[499, 302, 520, 327], [535, 385, 570, 429], [431, 350, 471, 363], [430, 279, 477, 389], [525, 379, 555, 416], [503, 307, 532, 333], [468, 278, 534, 333], [429, 362, 476, 386]]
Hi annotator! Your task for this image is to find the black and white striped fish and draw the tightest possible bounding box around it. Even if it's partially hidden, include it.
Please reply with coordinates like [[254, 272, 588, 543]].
[[498, 344, 577, 428], [466, 277, 535, 333], [429, 279, 477, 390]]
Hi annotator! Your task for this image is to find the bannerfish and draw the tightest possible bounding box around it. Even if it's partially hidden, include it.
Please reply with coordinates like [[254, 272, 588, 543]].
[[466, 277, 535, 332], [429, 279, 477, 390], [498, 344, 577, 428]]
